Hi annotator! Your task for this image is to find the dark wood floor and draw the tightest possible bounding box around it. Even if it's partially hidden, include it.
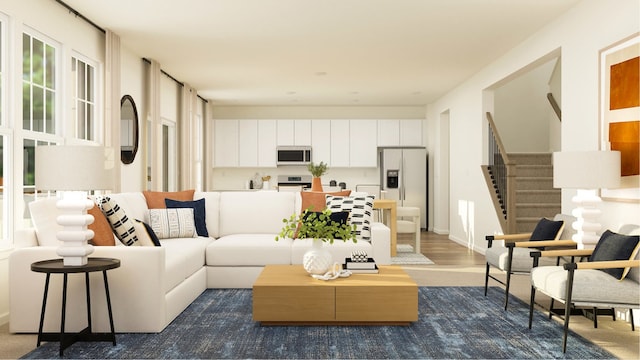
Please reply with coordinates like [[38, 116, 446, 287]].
[[397, 231, 486, 265]]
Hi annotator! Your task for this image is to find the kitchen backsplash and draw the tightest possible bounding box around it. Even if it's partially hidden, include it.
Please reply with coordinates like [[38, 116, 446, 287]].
[[210, 167, 380, 192]]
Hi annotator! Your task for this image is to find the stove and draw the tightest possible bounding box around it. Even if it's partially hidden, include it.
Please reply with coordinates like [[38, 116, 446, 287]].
[[277, 175, 312, 189]]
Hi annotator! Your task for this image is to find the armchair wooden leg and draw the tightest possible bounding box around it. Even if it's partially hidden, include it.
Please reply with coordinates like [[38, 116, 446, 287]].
[[631, 309, 636, 331]]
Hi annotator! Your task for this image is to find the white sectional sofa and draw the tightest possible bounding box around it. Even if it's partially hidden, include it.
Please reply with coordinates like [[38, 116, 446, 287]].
[[9, 190, 390, 333]]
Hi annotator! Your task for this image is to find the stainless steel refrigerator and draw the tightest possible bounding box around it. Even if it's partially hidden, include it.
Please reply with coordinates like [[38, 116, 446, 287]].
[[379, 147, 428, 229]]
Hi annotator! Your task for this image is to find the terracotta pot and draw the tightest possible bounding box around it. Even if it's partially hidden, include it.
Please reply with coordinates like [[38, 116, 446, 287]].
[[311, 177, 323, 192]]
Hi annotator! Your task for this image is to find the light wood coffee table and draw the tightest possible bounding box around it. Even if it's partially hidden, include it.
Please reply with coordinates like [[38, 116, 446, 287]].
[[252, 264, 418, 325]]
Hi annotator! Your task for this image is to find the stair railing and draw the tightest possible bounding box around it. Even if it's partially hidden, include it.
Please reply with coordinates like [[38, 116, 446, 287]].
[[485, 112, 517, 233]]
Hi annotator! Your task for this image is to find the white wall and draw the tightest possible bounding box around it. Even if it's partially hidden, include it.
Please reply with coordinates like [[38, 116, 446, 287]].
[[427, 0, 640, 252], [493, 59, 557, 153]]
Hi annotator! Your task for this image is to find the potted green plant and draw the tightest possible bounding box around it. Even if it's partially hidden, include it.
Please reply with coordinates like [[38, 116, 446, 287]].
[[307, 161, 328, 192], [276, 208, 357, 275]]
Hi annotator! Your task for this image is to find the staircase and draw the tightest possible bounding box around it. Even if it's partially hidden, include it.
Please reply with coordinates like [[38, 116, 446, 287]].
[[482, 112, 561, 234], [510, 153, 560, 233]]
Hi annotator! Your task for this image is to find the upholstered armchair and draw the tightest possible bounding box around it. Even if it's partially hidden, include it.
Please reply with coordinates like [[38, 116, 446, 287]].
[[484, 214, 577, 310], [528, 225, 640, 352]]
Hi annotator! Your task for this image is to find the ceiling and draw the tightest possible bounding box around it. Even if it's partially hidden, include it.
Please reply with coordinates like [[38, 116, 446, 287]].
[[62, 0, 580, 106]]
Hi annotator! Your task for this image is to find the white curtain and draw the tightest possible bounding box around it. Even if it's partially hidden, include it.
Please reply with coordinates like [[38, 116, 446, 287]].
[[146, 59, 162, 191], [105, 30, 121, 192]]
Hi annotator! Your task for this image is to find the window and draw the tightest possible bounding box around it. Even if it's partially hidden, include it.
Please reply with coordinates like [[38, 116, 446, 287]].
[[73, 56, 96, 140], [23, 32, 56, 134], [0, 16, 6, 241], [21, 30, 60, 229]]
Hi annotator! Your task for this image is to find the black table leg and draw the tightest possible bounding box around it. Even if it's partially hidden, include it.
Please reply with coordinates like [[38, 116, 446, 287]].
[[60, 273, 68, 356], [37, 273, 51, 347], [103, 270, 116, 345], [85, 273, 92, 332]]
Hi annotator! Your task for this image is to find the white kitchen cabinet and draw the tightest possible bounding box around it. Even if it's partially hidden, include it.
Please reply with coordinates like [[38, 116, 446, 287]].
[[377, 119, 400, 146], [311, 120, 331, 165], [377, 119, 423, 146], [258, 120, 277, 167], [294, 120, 312, 145], [238, 120, 258, 167], [213, 119, 238, 167], [400, 119, 423, 146], [330, 120, 350, 167], [276, 120, 294, 145], [349, 120, 378, 167], [276, 119, 311, 146]]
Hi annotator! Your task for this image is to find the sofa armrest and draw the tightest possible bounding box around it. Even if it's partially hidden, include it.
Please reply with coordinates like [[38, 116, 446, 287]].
[[14, 228, 38, 248], [370, 222, 391, 265], [9, 246, 169, 333]]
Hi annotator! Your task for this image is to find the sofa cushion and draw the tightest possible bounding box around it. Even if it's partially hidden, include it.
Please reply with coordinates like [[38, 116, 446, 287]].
[[143, 190, 195, 209], [99, 196, 141, 246], [88, 204, 116, 246], [29, 197, 63, 246], [161, 237, 212, 293], [218, 192, 296, 236], [590, 230, 640, 280], [325, 195, 375, 241], [299, 190, 351, 212], [194, 192, 221, 238], [206, 234, 293, 266], [148, 208, 196, 239], [106, 192, 149, 222], [485, 246, 558, 272], [531, 265, 640, 305], [165, 198, 208, 237]]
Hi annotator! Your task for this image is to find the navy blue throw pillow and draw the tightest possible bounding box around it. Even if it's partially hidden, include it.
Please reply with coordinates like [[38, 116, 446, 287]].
[[529, 218, 564, 241], [590, 230, 640, 280], [140, 220, 161, 246], [302, 211, 350, 239], [165, 198, 208, 237]]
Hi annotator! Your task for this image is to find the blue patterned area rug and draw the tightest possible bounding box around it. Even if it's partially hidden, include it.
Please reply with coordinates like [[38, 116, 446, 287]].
[[22, 287, 614, 359]]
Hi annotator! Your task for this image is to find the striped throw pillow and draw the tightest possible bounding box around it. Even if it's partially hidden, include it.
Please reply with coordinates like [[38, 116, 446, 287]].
[[148, 208, 196, 239], [98, 196, 140, 246], [325, 195, 374, 241]]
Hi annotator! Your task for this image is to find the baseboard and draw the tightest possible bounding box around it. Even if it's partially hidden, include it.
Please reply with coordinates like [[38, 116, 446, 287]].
[[432, 227, 449, 235], [448, 235, 485, 254]]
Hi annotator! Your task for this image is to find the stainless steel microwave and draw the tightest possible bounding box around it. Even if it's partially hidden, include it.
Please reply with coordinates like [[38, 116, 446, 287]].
[[276, 146, 312, 166]]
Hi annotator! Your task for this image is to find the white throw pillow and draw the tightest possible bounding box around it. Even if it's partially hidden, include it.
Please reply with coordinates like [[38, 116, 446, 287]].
[[325, 195, 375, 241], [148, 208, 196, 239]]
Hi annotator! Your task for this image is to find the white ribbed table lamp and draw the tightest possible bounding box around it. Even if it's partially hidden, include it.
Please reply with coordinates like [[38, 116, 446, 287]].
[[35, 145, 114, 266], [553, 151, 621, 249]]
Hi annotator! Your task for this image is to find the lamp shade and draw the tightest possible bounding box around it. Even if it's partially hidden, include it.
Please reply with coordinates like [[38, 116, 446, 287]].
[[35, 145, 114, 191], [553, 151, 621, 189]]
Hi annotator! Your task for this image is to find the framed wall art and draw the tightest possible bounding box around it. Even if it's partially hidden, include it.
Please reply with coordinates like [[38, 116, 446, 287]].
[[599, 33, 640, 202]]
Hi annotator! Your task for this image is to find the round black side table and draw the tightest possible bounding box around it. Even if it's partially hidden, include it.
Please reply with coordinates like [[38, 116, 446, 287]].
[[31, 257, 120, 356]]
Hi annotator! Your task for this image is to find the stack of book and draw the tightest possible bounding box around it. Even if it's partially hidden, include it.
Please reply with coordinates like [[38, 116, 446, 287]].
[[343, 258, 379, 274]]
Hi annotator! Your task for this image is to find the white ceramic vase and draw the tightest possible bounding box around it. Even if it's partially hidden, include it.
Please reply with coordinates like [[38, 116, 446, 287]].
[[302, 239, 333, 275]]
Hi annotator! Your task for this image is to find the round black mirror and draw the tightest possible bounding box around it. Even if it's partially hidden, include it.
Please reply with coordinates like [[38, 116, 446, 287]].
[[120, 95, 139, 164]]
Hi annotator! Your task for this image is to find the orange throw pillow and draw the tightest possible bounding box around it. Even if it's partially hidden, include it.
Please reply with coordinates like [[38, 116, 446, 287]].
[[88, 204, 115, 246], [143, 189, 195, 209], [300, 190, 351, 212]]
